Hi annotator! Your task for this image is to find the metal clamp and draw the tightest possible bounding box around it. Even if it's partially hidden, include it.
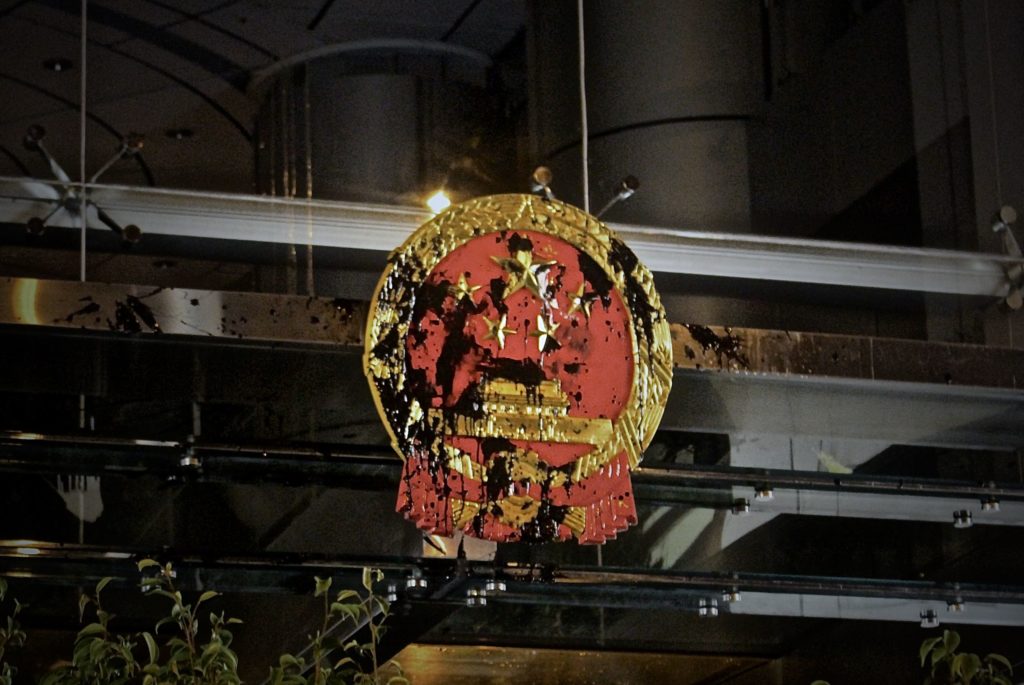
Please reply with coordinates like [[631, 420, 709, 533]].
[[22, 124, 144, 243]]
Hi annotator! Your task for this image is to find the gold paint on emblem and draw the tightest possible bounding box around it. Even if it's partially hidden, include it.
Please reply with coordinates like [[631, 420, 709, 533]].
[[567, 282, 595, 320], [481, 313, 517, 349], [450, 272, 481, 302], [495, 494, 542, 528], [529, 312, 560, 352], [365, 194, 674, 484], [450, 498, 481, 529], [491, 249, 556, 300], [428, 378, 612, 446]]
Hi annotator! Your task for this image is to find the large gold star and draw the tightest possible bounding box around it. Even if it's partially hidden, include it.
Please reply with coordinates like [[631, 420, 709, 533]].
[[450, 272, 481, 302], [491, 249, 556, 300], [567, 282, 597, 320], [530, 312, 560, 352], [482, 313, 517, 349]]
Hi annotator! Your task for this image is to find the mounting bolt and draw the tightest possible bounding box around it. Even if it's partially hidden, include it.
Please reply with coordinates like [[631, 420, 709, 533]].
[[23, 124, 46, 150], [731, 498, 750, 516], [952, 509, 973, 528], [122, 224, 143, 244], [466, 588, 487, 607], [946, 598, 966, 613], [721, 588, 741, 603], [484, 579, 507, 593], [385, 583, 398, 603], [754, 486, 774, 502], [26, 217, 46, 236], [406, 574, 428, 591], [980, 496, 1001, 513], [698, 598, 719, 618], [920, 610, 940, 628]]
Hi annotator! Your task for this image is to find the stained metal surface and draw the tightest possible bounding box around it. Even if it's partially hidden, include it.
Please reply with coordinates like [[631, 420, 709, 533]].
[[672, 323, 1024, 389], [2, 178, 1019, 296], [0, 277, 364, 344], [4, 277, 1023, 389]]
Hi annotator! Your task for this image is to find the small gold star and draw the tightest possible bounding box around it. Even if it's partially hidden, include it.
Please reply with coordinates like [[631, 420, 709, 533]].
[[450, 272, 481, 302], [530, 312, 560, 352], [482, 313, 517, 349], [567, 282, 596, 320], [492, 249, 556, 300]]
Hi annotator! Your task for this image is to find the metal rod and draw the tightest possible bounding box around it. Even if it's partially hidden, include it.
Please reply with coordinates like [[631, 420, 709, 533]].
[[2, 432, 1022, 505]]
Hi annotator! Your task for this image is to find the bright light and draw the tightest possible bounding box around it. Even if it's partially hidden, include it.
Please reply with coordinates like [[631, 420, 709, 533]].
[[16, 547, 41, 556], [426, 190, 451, 214]]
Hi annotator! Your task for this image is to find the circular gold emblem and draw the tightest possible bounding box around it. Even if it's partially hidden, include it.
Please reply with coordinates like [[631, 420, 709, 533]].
[[365, 194, 672, 543]]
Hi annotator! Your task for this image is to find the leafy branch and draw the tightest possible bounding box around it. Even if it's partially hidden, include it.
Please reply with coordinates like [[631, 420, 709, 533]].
[[136, 559, 242, 685], [0, 578, 27, 685], [921, 630, 1013, 685], [270, 569, 407, 685]]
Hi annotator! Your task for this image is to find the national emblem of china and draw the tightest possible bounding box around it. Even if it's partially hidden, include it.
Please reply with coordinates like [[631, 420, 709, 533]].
[[364, 194, 672, 544]]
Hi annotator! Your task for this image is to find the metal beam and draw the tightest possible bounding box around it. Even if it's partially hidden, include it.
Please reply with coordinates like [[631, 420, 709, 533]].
[[2, 433, 1023, 527], [2, 544, 1022, 626], [1, 178, 1019, 296], [667, 371, 1024, 449], [3, 277, 1023, 389]]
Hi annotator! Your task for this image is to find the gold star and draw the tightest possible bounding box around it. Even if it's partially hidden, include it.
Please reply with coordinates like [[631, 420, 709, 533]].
[[491, 249, 556, 300], [450, 272, 481, 302], [530, 312, 560, 352], [482, 313, 517, 349], [567, 282, 596, 320]]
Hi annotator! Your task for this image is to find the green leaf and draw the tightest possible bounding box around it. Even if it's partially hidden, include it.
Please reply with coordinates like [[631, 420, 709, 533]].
[[335, 590, 360, 602], [361, 568, 372, 591], [962, 653, 982, 681], [920, 637, 942, 667], [931, 645, 948, 667], [334, 656, 355, 669], [198, 591, 220, 605], [227, 618, 243, 625], [142, 631, 158, 664], [943, 629, 961, 655], [137, 559, 160, 572], [95, 577, 113, 595], [986, 653, 1013, 672], [78, 593, 91, 622], [154, 615, 176, 633], [314, 577, 332, 598], [386, 678, 409, 685], [77, 622, 106, 638]]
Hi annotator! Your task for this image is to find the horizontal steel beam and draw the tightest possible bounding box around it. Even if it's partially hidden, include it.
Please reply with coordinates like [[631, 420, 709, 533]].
[[0, 276, 365, 344], [4, 277, 1023, 390], [668, 372, 1024, 449], [2, 544, 1022, 625], [2, 433, 1022, 526], [1, 178, 1019, 296]]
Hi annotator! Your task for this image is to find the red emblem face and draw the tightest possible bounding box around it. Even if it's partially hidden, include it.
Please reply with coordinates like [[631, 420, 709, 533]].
[[365, 195, 672, 543]]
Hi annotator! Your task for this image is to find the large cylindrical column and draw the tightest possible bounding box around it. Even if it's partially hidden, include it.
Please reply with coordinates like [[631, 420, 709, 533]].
[[254, 42, 510, 206], [528, 1, 761, 230]]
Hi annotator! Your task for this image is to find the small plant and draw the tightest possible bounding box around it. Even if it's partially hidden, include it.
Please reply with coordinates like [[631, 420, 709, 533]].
[[40, 578, 140, 685], [920, 629, 1013, 685], [0, 578, 27, 685], [270, 568, 407, 685], [137, 559, 242, 685]]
